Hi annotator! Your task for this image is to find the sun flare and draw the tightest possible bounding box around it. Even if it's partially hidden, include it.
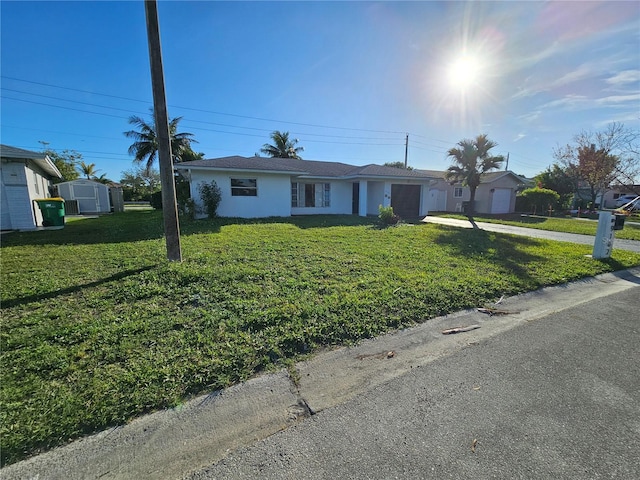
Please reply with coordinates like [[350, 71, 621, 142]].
[[448, 55, 481, 90]]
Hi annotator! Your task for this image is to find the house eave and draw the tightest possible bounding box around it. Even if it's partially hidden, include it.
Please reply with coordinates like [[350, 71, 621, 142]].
[[175, 165, 307, 176]]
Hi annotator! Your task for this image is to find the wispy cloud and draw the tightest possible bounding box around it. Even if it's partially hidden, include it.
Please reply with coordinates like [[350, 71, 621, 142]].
[[605, 70, 640, 86], [538, 95, 589, 111], [513, 133, 527, 142], [547, 63, 598, 89], [596, 93, 640, 105]]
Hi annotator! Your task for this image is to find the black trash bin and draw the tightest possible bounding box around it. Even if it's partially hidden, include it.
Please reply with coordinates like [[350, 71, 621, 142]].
[[613, 214, 625, 231]]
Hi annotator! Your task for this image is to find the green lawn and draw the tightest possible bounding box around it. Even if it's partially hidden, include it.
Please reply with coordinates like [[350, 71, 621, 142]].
[[2, 211, 640, 465], [435, 213, 640, 241]]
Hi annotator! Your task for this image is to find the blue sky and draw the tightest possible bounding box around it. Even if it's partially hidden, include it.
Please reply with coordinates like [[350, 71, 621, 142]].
[[2, 1, 639, 182]]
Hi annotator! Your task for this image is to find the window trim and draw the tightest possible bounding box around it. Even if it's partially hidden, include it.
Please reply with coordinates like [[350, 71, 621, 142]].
[[453, 186, 464, 198], [230, 178, 257, 197]]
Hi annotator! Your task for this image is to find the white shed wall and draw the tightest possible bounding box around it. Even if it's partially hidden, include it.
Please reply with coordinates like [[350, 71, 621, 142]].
[[0, 160, 54, 230], [57, 180, 111, 214]]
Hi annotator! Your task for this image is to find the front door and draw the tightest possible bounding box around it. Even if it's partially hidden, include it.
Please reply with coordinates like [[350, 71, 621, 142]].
[[352, 182, 360, 214]]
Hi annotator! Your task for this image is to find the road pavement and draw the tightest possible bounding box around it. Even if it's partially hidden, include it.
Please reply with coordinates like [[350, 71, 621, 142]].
[[421, 216, 640, 253], [3, 268, 639, 480], [190, 286, 640, 479]]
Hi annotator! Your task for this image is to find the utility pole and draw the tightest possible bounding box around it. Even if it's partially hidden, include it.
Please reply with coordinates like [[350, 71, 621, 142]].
[[505, 152, 509, 171], [404, 134, 409, 168], [144, 0, 182, 262]]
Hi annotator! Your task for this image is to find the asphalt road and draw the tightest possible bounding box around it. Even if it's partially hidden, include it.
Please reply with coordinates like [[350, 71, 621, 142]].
[[190, 287, 640, 479]]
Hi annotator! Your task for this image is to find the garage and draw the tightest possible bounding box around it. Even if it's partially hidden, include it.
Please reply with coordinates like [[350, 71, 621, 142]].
[[391, 184, 421, 219], [491, 188, 512, 214]]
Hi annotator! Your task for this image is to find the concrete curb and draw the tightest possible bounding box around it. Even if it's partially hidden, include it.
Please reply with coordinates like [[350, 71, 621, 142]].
[[2, 268, 639, 480]]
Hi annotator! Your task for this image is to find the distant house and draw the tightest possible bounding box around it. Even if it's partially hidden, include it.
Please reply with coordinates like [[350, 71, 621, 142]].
[[420, 170, 531, 214], [1, 144, 62, 230], [56, 179, 112, 214], [175, 156, 439, 219]]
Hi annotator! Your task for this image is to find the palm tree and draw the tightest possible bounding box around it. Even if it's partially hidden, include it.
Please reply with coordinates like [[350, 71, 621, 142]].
[[78, 161, 100, 179], [260, 131, 304, 159], [124, 110, 197, 173], [445, 134, 504, 219]]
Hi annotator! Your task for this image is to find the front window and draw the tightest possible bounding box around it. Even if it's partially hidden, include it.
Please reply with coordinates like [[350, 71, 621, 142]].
[[454, 186, 464, 198], [291, 182, 330, 207], [231, 178, 257, 196]]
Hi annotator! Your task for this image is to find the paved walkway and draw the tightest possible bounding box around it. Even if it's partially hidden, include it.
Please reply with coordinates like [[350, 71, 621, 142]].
[[421, 216, 640, 253]]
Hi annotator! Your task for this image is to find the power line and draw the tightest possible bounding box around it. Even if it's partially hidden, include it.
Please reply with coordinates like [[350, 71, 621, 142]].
[[1, 75, 408, 135], [3, 86, 406, 142]]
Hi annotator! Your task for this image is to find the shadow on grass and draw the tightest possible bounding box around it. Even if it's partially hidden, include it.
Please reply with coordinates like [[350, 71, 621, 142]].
[[182, 214, 376, 234], [1, 265, 157, 308], [1, 212, 379, 247], [432, 226, 544, 284]]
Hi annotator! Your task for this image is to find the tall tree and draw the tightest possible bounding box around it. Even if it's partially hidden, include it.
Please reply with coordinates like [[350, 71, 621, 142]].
[[78, 161, 100, 179], [124, 110, 197, 173], [383, 161, 414, 170], [553, 122, 638, 207], [534, 163, 579, 209], [260, 131, 304, 159], [39, 144, 81, 183], [445, 134, 504, 219], [119, 167, 161, 201]]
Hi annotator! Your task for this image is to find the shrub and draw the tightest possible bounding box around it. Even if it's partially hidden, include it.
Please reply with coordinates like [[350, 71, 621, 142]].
[[198, 180, 222, 218], [150, 190, 163, 210], [378, 205, 400, 225], [520, 187, 560, 215]]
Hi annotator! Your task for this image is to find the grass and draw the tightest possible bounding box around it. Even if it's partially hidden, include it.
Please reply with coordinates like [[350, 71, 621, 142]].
[[435, 213, 640, 241], [2, 211, 640, 465]]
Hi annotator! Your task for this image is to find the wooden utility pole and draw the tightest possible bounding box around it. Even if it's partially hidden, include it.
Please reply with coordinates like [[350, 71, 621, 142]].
[[144, 0, 182, 262], [404, 134, 409, 168]]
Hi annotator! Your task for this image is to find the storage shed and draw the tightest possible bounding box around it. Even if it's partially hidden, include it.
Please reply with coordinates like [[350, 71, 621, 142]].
[[56, 179, 111, 214], [1, 144, 62, 230]]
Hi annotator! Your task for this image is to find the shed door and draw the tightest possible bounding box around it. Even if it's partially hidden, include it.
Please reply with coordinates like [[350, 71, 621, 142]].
[[491, 188, 512, 214], [391, 184, 421, 218], [72, 184, 100, 213]]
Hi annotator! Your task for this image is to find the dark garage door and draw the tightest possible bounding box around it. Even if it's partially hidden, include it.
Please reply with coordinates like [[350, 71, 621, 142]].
[[391, 184, 421, 219]]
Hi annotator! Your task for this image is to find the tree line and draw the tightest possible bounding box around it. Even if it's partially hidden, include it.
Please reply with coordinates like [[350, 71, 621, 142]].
[[41, 110, 638, 211]]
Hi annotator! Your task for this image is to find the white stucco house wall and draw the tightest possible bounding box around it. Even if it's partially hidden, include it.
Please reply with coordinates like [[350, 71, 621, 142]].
[[1, 144, 62, 230], [421, 170, 530, 214], [56, 179, 111, 214], [175, 156, 439, 219]]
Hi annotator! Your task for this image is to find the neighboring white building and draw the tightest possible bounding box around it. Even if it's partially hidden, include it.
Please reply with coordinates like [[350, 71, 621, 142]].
[[175, 156, 439, 219], [1, 144, 62, 230], [56, 179, 111, 214], [421, 170, 531, 214]]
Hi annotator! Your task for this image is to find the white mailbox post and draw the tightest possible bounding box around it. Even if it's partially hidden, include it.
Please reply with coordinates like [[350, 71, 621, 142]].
[[592, 211, 616, 259]]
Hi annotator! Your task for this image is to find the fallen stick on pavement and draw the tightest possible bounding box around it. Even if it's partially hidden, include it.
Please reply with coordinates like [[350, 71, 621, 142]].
[[477, 307, 519, 316], [441, 324, 480, 335]]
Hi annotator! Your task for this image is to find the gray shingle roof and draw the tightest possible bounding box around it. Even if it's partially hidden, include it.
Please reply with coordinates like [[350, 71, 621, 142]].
[[1, 144, 47, 160], [176, 156, 438, 179], [1, 144, 62, 178]]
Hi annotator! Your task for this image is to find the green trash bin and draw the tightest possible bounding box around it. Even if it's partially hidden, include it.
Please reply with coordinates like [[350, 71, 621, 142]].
[[35, 198, 65, 227]]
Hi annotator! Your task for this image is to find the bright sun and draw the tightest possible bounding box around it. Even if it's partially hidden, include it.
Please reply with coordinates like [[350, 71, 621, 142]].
[[448, 55, 481, 90]]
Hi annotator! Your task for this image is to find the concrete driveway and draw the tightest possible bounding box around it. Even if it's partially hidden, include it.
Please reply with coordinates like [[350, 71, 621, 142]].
[[421, 216, 640, 253]]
